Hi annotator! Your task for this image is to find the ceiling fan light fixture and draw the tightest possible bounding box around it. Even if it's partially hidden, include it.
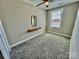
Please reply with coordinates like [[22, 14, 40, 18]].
[[45, 1, 49, 8], [36, 0, 52, 8], [46, 5, 49, 8], [45, 1, 49, 6]]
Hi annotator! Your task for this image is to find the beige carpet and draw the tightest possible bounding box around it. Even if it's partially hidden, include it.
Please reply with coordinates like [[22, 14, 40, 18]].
[[11, 33, 70, 59]]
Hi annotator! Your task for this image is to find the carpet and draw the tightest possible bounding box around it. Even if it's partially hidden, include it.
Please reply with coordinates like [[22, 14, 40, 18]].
[[11, 33, 70, 59]]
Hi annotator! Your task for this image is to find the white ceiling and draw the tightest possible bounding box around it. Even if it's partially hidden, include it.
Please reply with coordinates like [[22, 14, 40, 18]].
[[22, 0, 79, 10]]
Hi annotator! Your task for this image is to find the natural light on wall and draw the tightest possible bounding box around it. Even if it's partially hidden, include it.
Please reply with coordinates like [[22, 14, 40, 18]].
[[50, 8, 63, 28]]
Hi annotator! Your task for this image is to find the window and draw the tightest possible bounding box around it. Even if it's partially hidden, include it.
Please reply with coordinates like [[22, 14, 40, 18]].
[[50, 8, 63, 28]]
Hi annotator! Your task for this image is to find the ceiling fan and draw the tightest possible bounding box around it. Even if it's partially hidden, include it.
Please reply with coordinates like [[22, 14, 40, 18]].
[[36, 0, 53, 8]]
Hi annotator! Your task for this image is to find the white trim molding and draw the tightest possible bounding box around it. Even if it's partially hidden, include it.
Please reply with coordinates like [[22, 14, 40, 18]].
[[48, 31, 71, 38], [10, 31, 45, 48]]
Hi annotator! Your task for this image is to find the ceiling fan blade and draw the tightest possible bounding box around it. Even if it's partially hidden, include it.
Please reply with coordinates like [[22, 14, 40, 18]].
[[36, 2, 45, 6], [49, 0, 54, 2]]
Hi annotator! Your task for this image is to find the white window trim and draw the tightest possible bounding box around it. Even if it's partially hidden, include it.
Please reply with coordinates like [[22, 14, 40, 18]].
[[50, 8, 63, 28]]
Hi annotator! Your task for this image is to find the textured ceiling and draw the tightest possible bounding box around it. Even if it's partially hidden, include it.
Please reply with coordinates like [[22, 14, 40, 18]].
[[22, 0, 79, 10]]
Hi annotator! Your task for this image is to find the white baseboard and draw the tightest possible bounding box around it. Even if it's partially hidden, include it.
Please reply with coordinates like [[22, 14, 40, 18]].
[[10, 31, 45, 48], [48, 31, 71, 38]]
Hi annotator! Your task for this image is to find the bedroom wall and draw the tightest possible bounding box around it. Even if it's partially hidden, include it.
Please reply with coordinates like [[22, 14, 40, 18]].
[[46, 2, 79, 36], [70, 8, 79, 59], [0, 0, 46, 45]]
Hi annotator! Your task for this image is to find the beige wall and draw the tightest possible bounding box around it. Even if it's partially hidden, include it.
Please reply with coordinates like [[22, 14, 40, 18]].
[[70, 8, 79, 59], [46, 2, 79, 36], [0, 0, 46, 45]]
